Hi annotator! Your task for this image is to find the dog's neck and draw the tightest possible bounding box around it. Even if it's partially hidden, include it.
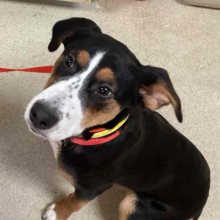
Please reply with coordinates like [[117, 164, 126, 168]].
[[62, 109, 130, 148]]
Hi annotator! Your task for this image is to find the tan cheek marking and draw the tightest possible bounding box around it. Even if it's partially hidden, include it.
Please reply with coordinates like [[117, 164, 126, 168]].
[[54, 193, 90, 220], [96, 67, 115, 81], [119, 192, 138, 220], [76, 50, 90, 67], [44, 54, 64, 89], [81, 99, 121, 129]]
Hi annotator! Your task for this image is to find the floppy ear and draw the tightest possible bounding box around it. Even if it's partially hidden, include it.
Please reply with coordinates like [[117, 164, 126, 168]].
[[138, 66, 183, 122], [48, 17, 102, 52]]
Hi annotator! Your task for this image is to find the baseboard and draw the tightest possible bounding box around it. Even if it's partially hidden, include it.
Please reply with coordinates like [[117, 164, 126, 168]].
[[184, 0, 220, 9]]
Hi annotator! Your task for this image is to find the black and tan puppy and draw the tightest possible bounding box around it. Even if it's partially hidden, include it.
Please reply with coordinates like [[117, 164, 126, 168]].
[[24, 18, 210, 220]]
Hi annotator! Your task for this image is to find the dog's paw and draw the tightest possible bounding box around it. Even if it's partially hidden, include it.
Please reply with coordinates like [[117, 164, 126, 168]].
[[42, 204, 57, 220]]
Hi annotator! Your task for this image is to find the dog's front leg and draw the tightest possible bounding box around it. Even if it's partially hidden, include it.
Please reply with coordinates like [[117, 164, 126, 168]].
[[42, 185, 112, 220], [42, 189, 94, 220]]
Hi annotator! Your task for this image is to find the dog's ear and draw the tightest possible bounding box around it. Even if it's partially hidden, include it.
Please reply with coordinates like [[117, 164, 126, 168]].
[[137, 66, 183, 122], [48, 18, 102, 52]]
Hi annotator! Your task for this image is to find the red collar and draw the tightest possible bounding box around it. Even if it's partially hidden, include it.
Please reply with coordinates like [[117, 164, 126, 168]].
[[71, 130, 120, 146]]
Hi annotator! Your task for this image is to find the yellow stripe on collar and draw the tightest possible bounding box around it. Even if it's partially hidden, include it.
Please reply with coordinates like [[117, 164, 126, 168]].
[[90, 115, 129, 138], [77, 115, 129, 139], [72, 114, 129, 146]]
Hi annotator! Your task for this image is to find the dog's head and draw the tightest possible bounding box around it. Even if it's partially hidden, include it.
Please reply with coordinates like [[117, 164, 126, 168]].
[[24, 18, 182, 141]]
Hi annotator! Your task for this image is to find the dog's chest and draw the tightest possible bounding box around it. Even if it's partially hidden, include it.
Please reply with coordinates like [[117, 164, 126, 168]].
[[55, 142, 118, 189]]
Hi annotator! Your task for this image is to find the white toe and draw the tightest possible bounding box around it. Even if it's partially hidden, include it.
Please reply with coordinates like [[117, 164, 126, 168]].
[[42, 204, 57, 220], [48, 204, 56, 210]]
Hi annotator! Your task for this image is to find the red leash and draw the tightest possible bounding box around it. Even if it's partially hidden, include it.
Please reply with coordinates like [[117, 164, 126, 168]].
[[0, 66, 53, 73]]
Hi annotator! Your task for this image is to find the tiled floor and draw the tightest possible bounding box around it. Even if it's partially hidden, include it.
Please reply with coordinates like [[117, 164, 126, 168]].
[[0, 0, 219, 219]]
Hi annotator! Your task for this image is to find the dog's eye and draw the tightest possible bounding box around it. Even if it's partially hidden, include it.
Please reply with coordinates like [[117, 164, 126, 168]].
[[65, 55, 74, 68], [97, 86, 112, 96]]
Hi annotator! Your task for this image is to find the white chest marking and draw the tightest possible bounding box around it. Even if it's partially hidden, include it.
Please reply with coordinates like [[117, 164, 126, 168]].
[[49, 140, 61, 159]]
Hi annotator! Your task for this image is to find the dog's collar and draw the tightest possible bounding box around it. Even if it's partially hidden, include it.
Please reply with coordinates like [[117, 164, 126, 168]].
[[70, 115, 129, 146]]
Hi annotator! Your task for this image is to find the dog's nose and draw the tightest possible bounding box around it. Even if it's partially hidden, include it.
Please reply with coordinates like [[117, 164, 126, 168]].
[[30, 101, 59, 130]]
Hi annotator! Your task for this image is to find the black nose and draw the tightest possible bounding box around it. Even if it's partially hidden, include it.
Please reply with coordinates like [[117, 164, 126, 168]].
[[30, 101, 59, 130]]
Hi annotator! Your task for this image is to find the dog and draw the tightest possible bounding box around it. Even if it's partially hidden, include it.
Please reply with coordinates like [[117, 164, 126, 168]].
[[24, 18, 210, 220]]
